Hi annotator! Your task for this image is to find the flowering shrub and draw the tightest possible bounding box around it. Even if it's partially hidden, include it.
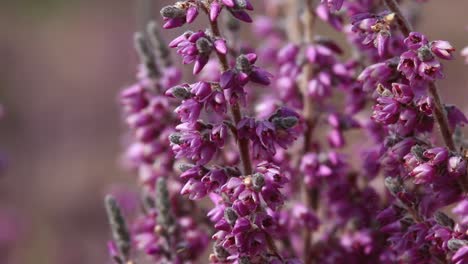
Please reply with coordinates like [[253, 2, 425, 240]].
[[105, 0, 468, 263]]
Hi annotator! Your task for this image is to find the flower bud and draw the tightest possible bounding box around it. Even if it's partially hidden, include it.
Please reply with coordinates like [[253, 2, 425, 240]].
[[417, 46, 434, 62], [105, 195, 131, 260], [252, 173, 265, 190], [156, 178, 175, 231], [238, 256, 251, 264], [213, 245, 229, 261], [410, 164, 435, 184], [134, 32, 160, 78], [171, 86, 192, 99], [410, 145, 426, 162], [196, 37, 213, 54], [448, 239, 468, 251], [448, 156, 467, 177], [178, 163, 195, 172], [224, 207, 238, 225], [384, 177, 403, 196], [234, 0, 247, 9], [147, 21, 172, 67], [431, 40, 455, 60], [236, 54, 252, 73], [169, 133, 182, 145], [434, 211, 455, 229], [273, 116, 299, 129], [160, 5, 185, 18]]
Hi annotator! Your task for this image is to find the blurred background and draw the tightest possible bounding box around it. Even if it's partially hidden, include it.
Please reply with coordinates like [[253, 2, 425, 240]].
[[0, 0, 466, 263]]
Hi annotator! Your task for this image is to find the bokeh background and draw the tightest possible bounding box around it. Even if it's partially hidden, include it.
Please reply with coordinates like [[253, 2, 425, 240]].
[[0, 0, 467, 263]]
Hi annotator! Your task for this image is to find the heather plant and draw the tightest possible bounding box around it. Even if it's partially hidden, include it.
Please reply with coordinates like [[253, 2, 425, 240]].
[[106, 0, 468, 263]]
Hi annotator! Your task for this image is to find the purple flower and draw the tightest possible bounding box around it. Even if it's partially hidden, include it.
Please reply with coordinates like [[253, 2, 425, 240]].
[[431, 40, 456, 60], [391, 83, 414, 104], [292, 204, 320, 231], [418, 59, 443, 81], [181, 177, 209, 199], [398, 50, 420, 81], [222, 0, 254, 23], [221, 53, 272, 105], [372, 96, 399, 125], [169, 31, 227, 74], [453, 199, 468, 226], [174, 99, 202, 123], [453, 246, 468, 264], [423, 147, 448, 166], [448, 156, 467, 177], [316, 4, 344, 31], [351, 12, 394, 57], [308, 71, 333, 99], [397, 33, 452, 83], [170, 129, 217, 165], [306, 40, 342, 66], [404, 32, 428, 50], [446, 105, 468, 129], [409, 163, 435, 184], [358, 61, 395, 92]]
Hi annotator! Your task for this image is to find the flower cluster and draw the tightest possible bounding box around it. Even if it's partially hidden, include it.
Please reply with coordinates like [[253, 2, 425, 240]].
[[351, 11, 397, 57], [158, 1, 304, 263], [169, 31, 227, 74], [398, 32, 455, 84], [371, 83, 434, 136], [105, 0, 468, 263], [160, 0, 254, 28]]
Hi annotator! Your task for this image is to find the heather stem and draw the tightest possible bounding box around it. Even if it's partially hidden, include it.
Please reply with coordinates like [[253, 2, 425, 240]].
[[208, 17, 253, 176], [428, 83, 456, 151], [301, 0, 318, 263], [384, 0, 455, 152], [206, 9, 282, 259], [383, 0, 412, 36]]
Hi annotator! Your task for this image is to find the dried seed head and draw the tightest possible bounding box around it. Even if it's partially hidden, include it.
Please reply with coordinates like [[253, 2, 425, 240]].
[[383, 13, 396, 23], [105, 195, 131, 260], [282, 116, 299, 129], [400, 216, 414, 227], [236, 54, 251, 73], [224, 207, 238, 225], [239, 256, 251, 264], [141, 192, 155, 212], [156, 178, 175, 230], [213, 245, 229, 260], [418, 46, 434, 62], [273, 116, 298, 129], [448, 239, 468, 251], [147, 21, 172, 67], [172, 86, 192, 99], [410, 145, 426, 162], [384, 177, 403, 196], [376, 84, 392, 97], [434, 211, 455, 229], [453, 126, 465, 149], [252, 173, 265, 190], [169, 133, 182, 145], [234, 0, 247, 9], [178, 163, 195, 172], [134, 32, 160, 78], [160, 5, 186, 18], [196, 37, 213, 54]]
